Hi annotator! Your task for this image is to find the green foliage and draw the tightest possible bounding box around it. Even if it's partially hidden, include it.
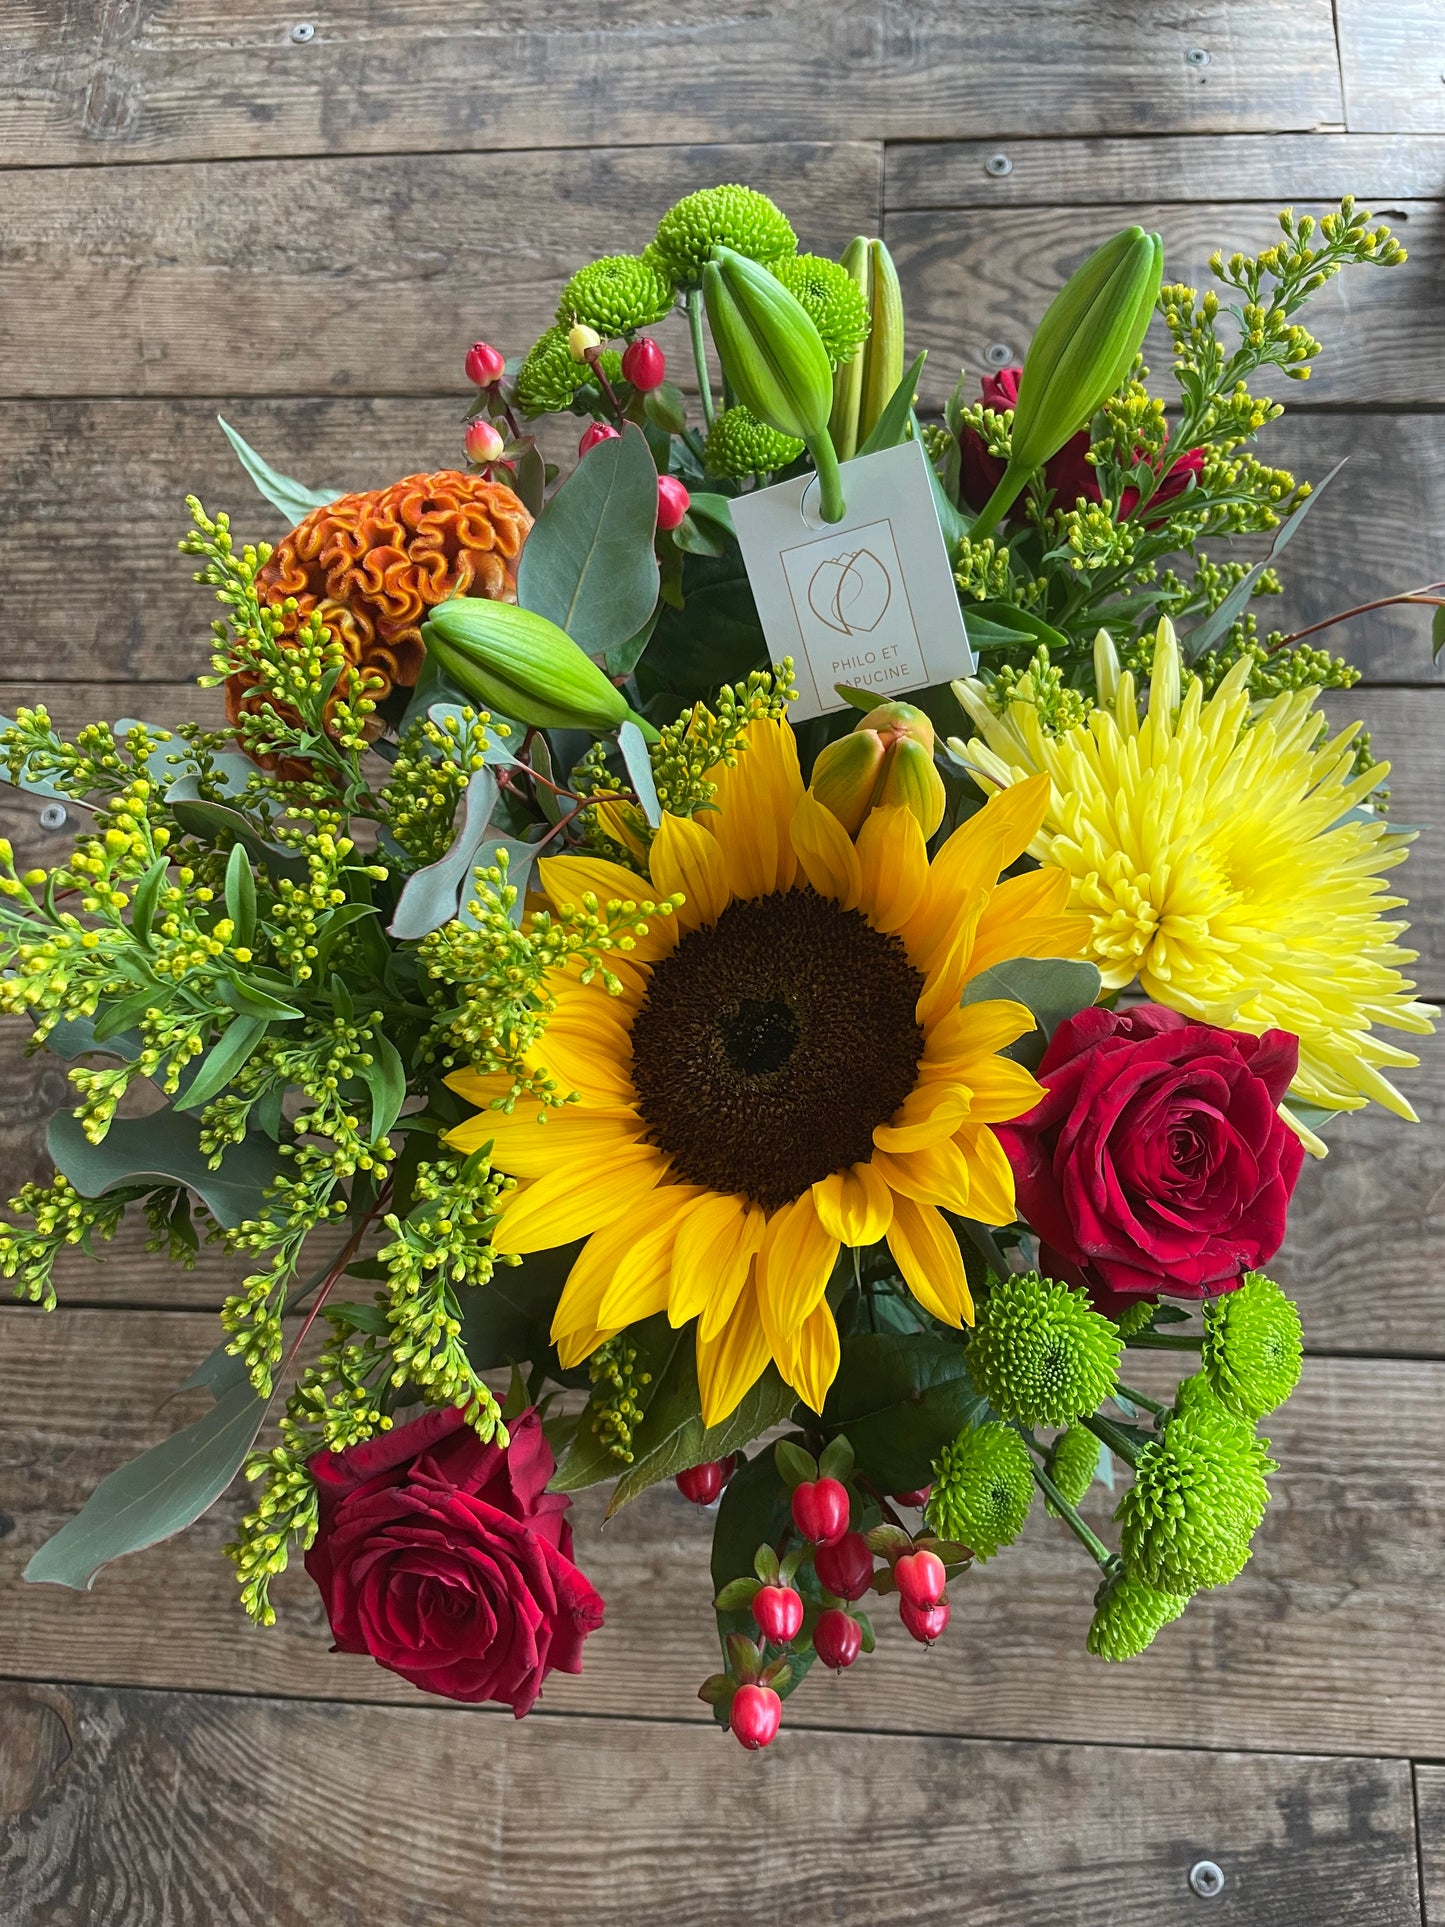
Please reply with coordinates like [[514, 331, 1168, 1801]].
[[823, 1332, 989, 1495]]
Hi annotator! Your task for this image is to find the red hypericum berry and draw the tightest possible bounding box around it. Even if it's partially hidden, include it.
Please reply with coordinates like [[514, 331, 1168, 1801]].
[[655, 474, 690, 531], [621, 336, 666, 391], [674, 1456, 734, 1505], [813, 1608, 863, 1672], [752, 1584, 805, 1646], [730, 1683, 782, 1750], [813, 1530, 873, 1602], [893, 1486, 931, 1508], [579, 420, 622, 456], [894, 1548, 947, 1610], [790, 1476, 850, 1548], [900, 1595, 950, 1645], [464, 340, 506, 387], [464, 417, 505, 464]]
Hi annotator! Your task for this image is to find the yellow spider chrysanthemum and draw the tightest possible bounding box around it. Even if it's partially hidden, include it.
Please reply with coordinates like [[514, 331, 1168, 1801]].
[[445, 720, 1086, 1426], [952, 621, 1436, 1124]]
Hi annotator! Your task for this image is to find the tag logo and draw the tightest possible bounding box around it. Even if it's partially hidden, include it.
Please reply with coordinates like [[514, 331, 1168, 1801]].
[[805, 546, 893, 635], [781, 517, 925, 703]]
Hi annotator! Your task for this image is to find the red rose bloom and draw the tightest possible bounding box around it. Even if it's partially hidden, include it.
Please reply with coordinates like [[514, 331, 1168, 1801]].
[[305, 1405, 604, 1713], [996, 1005, 1305, 1313]]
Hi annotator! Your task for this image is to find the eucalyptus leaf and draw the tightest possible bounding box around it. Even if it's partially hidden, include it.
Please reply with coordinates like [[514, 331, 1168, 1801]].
[[362, 1033, 409, 1141], [458, 1241, 583, 1376], [516, 423, 660, 657], [24, 1376, 269, 1591], [1433, 602, 1445, 661], [1181, 460, 1344, 659], [617, 720, 662, 828], [456, 835, 540, 929], [962, 957, 1102, 1070], [388, 767, 499, 940], [820, 1333, 988, 1493], [164, 779, 310, 884], [217, 415, 338, 525], [48, 1110, 284, 1230], [44, 1012, 144, 1061]]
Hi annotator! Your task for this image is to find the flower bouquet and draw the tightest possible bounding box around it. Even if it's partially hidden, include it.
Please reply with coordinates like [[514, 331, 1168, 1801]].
[[4, 184, 1435, 1748]]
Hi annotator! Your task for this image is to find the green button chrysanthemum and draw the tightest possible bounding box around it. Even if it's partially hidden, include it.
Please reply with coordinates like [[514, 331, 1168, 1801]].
[[927, 1420, 1034, 1561], [1116, 1402, 1277, 1591], [1112, 1298, 1159, 1340], [704, 404, 806, 479], [769, 253, 870, 365], [557, 253, 676, 336], [1044, 1422, 1101, 1512], [1201, 1270, 1303, 1421], [652, 184, 796, 284], [1087, 1568, 1192, 1661], [968, 1270, 1122, 1428], [515, 327, 588, 416]]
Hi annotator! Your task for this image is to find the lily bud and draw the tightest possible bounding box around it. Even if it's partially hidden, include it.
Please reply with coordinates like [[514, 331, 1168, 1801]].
[[463, 417, 506, 464], [971, 226, 1163, 539], [703, 245, 845, 521], [567, 323, 603, 362], [464, 340, 506, 387], [422, 598, 657, 738], [829, 237, 906, 462], [810, 701, 944, 838]]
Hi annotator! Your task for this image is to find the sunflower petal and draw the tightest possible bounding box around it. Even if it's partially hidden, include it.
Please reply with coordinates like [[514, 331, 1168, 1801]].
[[756, 1193, 840, 1340], [775, 1298, 841, 1414], [447, 1104, 643, 1176], [872, 1082, 970, 1153], [703, 718, 803, 899], [696, 1275, 775, 1427], [492, 1144, 669, 1255], [886, 1195, 974, 1327], [670, 1191, 760, 1329], [790, 788, 862, 908], [951, 1123, 1017, 1225], [597, 1186, 707, 1328], [538, 854, 678, 959], [872, 1140, 972, 1215], [949, 1054, 1046, 1123], [648, 811, 733, 933], [812, 1160, 894, 1244], [856, 804, 929, 932]]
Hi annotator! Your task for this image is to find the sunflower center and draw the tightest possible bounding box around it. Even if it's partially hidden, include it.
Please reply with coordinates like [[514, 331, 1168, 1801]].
[[628, 890, 925, 1212]]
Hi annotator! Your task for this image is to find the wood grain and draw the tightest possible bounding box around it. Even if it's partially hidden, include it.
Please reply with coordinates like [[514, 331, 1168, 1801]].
[[887, 133, 1445, 208], [1336, 2, 1445, 135], [1, 404, 1440, 687], [887, 201, 1444, 409], [0, 143, 880, 400], [1415, 1766, 1445, 1924], [0, 2, 1343, 170], [0, 1682, 1422, 1927], [3, 1314, 1445, 1760]]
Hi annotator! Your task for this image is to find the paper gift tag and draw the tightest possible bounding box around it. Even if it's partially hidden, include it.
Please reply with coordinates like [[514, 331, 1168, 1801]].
[[728, 438, 974, 721]]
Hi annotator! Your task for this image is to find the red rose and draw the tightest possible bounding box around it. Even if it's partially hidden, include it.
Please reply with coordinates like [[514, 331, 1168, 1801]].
[[305, 1405, 604, 1713], [996, 1005, 1305, 1313]]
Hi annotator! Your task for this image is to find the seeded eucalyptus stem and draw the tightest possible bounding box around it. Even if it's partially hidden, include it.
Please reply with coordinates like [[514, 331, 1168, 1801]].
[[1030, 1462, 1120, 1574], [686, 291, 716, 431]]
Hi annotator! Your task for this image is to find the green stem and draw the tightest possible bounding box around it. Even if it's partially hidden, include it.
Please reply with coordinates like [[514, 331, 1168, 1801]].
[[686, 292, 716, 432], [1115, 1382, 1171, 1419], [1082, 1412, 1141, 1470], [968, 458, 1028, 542], [1126, 1331, 1202, 1352], [1031, 1464, 1120, 1574], [807, 429, 847, 524]]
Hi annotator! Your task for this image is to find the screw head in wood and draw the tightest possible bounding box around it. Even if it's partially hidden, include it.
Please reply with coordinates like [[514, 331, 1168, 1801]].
[[38, 803, 68, 831], [1189, 1860, 1225, 1898], [984, 341, 1013, 367], [290, 21, 316, 42], [985, 152, 1013, 177], [1185, 46, 1211, 66]]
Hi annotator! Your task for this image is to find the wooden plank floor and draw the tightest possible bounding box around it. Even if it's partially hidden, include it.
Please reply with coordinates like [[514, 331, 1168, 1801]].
[[0, 5, 1442, 1921]]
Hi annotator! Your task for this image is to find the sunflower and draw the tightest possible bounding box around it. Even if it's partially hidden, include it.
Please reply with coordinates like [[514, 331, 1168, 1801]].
[[444, 718, 1086, 1426], [951, 621, 1436, 1124]]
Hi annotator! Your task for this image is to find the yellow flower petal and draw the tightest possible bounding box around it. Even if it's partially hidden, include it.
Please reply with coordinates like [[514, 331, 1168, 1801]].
[[872, 1140, 973, 1216], [703, 717, 802, 899], [812, 1161, 894, 1245], [950, 1055, 1046, 1123], [538, 854, 678, 959], [597, 1186, 708, 1329], [901, 773, 1051, 967], [446, 1104, 642, 1177], [774, 1298, 841, 1414], [789, 788, 862, 908], [756, 1193, 840, 1341], [872, 1082, 970, 1153], [886, 1195, 974, 1327], [925, 998, 1037, 1062], [696, 1275, 775, 1427], [492, 1143, 669, 1255], [668, 1191, 756, 1327], [856, 804, 928, 933], [951, 1123, 1017, 1225], [552, 1216, 644, 1361], [648, 811, 733, 934]]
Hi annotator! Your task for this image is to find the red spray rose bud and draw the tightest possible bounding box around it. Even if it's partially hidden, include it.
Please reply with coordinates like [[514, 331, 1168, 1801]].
[[464, 417, 506, 465], [900, 1595, 950, 1645], [752, 1584, 805, 1645], [621, 336, 666, 391], [894, 1548, 947, 1610], [813, 1530, 873, 1602], [813, 1608, 864, 1672], [675, 1456, 735, 1505], [893, 1487, 931, 1509], [578, 420, 622, 457], [464, 340, 506, 387], [790, 1476, 850, 1547], [730, 1682, 783, 1750], [655, 473, 690, 531]]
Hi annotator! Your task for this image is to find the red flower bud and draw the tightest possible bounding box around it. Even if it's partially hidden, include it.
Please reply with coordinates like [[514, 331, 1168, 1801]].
[[464, 418, 506, 465], [655, 473, 690, 531], [893, 1486, 931, 1509], [813, 1608, 863, 1671], [813, 1530, 873, 1601], [464, 341, 506, 387], [752, 1584, 805, 1645], [621, 337, 666, 391], [899, 1595, 950, 1645], [730, 1682, 782, 1750], [790, 1476, 850, 1547], [894, 1548, 947, 1610], [674, 1456, 735, 1505], [578, 421, 622, 457]]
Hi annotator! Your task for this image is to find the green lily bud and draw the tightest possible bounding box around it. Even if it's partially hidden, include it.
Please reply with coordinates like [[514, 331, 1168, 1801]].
[[971, 226, 1163, 539], [828, 238, 906, 463], [703, 246, 845, 522], [810, 701, 944, 837], [422, 598, 657, 739]]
